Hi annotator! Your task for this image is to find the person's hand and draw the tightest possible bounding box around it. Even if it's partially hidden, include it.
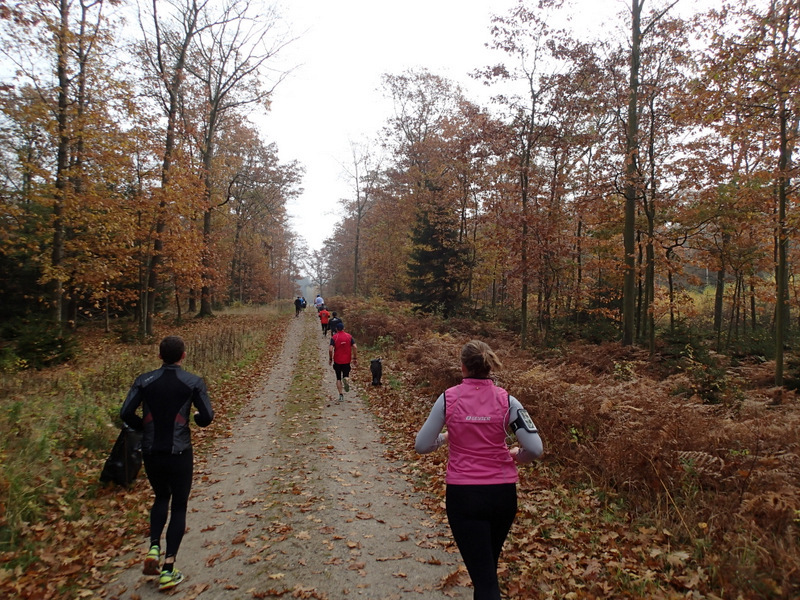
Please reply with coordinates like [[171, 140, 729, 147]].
[[509, 447, 521, 458]]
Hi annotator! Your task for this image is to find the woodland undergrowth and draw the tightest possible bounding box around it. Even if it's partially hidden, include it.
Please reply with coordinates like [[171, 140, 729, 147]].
[[338, 296, 800, 600]]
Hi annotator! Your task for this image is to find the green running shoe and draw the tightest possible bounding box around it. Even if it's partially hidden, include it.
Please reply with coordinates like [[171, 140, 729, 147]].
[[343, 377, 350, 392], [158, 567, 184, 591], [143, 545, 160, 575]]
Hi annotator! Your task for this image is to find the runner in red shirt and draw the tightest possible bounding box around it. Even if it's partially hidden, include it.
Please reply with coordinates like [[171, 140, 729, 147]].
[[318, 306, 331, 336], [329, 321, 357, 402]]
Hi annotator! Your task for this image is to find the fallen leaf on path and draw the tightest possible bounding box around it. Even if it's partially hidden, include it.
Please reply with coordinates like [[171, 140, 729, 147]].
[[250, 588, 290, 597], [376, 552, 410, 561], [226, 548, 244, 561], [206, 552, 222, 567], [181, 583, 211, 599]]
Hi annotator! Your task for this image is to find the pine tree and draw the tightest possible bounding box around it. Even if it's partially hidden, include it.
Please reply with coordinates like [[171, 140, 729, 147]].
[[406, 197, 468, 318]]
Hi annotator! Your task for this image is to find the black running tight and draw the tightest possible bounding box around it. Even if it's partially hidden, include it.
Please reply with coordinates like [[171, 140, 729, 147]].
[[143, 450, 193, 558], [446, 483, 517, 600]]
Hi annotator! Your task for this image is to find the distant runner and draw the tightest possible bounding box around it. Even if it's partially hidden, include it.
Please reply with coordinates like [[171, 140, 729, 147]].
[[318, 305, 331, 336], [329, 321, 357, 402]]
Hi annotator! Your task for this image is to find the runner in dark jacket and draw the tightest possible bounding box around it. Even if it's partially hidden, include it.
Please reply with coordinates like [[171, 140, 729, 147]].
[[120, 335, 214, 591], [328, 311, 342, 333]]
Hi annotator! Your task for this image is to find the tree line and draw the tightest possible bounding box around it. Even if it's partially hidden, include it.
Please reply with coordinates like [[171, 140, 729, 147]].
[[321, 0, 799, 383], [1, 0, 797, 382], [0, 0, 302, 362]]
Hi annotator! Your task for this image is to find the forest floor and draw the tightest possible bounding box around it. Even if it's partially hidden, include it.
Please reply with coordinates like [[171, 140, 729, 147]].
[[99, 309, 472, 600], [5, 302, 798, 599]]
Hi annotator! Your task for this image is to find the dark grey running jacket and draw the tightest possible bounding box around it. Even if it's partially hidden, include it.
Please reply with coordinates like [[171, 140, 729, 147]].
[[120, 364, 214, 455]]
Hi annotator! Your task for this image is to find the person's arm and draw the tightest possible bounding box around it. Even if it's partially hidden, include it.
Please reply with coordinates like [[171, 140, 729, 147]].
[[329, 337, 334, 363], [351, 340, 357, 365], [119, 377, 144, 431], [192, 378, 214, 427], [508, 396, 543, 464], [415, 394, 448, 454]]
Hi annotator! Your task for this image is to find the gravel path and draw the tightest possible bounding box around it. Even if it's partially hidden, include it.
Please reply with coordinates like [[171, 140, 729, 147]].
[[102, 311, 470, 599]]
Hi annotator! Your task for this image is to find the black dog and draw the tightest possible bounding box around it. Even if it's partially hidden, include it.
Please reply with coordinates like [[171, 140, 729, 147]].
[[370, 358, 383, 386]]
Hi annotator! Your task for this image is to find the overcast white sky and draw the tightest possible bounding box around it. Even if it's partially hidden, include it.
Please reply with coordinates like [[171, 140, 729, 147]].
[[257, 0, 709, 254]]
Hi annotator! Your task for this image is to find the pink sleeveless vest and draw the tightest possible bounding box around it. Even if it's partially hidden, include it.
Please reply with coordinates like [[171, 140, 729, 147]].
[[444, 378, 518, 485]]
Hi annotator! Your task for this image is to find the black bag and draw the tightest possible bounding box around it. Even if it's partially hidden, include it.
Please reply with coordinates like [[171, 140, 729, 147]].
[[100, 424, 143, 488], [370, 358, 383, 386]]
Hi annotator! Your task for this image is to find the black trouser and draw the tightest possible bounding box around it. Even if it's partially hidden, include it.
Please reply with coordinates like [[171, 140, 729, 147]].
[[143, 450, 193, 559], [446, 483, 517, 600]]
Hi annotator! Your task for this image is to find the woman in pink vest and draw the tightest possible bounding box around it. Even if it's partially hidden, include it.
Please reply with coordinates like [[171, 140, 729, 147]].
[[415, 340, 543, 600]]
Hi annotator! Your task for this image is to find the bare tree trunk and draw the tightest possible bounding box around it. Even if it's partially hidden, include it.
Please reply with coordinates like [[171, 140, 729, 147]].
[[622, 0, 642, 346], [668, 268, 675, 331], [175, 286, 183, 324], [199, 205, 214, 317], [711, 222, 729, 349], [622, 0, 678, 344], [635, 230, 644, 341], [51, 0, 71, 335], [575, 216, 583, 320], [142, 0, 202, 336], [105, 291, 110, 333], [646, 237, 655, 354], [773, 1, 796, 386], [520, 178, 529, 347], [775, 92, 790, 385]]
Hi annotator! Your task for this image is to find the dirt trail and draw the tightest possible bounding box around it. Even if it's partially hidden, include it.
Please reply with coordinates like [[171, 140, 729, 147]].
[[103, 311, 470, 600]]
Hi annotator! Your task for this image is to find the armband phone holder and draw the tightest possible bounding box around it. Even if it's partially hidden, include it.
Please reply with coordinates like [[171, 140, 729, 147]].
[[510, 409, 537, 434]]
